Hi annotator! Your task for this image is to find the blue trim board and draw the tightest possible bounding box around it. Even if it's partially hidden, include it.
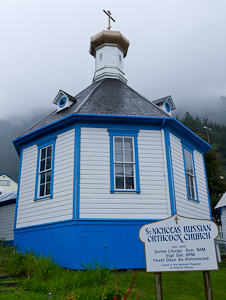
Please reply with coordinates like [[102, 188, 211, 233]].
[[166, 123, 211, 155], [109, 130, 114, 193], [14, 149, 23, 230], [164, 128, 177, 215], [182, 144, 199, 203], [202, 155, 213, 220], [74, 124, 81, 219], [13, 114, 211, 155], [15, 218, 162, 233]]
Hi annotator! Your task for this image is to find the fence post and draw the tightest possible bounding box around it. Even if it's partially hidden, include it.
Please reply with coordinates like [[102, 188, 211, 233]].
[[203, 271, 213, 300], [155, 272, 163, 300]]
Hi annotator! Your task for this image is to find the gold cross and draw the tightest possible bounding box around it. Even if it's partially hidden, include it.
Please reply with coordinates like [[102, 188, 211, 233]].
[[174, 216, 179, 225], [103, 10, 115, 30]]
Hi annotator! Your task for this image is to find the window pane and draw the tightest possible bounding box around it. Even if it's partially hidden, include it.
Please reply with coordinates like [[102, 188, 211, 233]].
[[125, 164, 133, 176], [187, 174, 191, 186], [40, 160, 45, 172], [126, 177, 134, 189], [125, 150, 133, 162], [191, 186, 195, 199], [184, 149, 188, 162], [116, 177, 124, 189], [46, 158, 52, 170], [115, 150, 123, 162], [189, 163, 194, 175], [47, 146, 52, 158], [41, 148, 46, 159], [188, 152, 192, 165], [46, 171, 51, 183], [46, 183, 51, 195], [115, 164, 124, 176], [40, 173, 45, 184], [115, 137, 123, 149], [0, 180, 10, 186], [40, 184, 45, 197], [124, 138, 133, 149]]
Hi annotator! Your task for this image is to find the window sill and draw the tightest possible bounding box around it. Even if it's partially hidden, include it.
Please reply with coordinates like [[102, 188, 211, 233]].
[[110, 190, 141, 194], [188, 197, 199, 203], [34, 195, 53, 201]]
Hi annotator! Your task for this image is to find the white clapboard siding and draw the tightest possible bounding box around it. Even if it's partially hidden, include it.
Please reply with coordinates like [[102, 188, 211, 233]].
[[221, 207, 226, 240], [80, 128, 169, 219], [0, 204, 16, 241], [170, 133, 210, 219], [16, 129, 75, 228], [96, 46, 123, 72]]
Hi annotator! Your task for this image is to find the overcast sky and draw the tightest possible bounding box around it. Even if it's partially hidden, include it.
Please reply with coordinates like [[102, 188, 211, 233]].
[[1, 0, 226, 121]]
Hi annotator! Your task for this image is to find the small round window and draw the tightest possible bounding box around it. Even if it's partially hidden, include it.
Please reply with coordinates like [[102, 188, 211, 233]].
[[59, 97, 67, 108], [165, 102, 171, 113]]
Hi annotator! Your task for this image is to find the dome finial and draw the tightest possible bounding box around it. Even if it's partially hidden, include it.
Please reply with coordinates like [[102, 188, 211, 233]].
[[103, 10, 115, 30]]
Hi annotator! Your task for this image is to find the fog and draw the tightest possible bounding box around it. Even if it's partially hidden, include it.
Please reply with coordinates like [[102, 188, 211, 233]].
[[1, 1, 226, 123]]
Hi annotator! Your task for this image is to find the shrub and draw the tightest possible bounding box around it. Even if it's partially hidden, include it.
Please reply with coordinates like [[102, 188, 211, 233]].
[[0, 244, 58, 280]]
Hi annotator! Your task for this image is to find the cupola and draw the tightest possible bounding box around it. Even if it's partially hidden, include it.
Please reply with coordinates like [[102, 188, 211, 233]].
[[90, 11, 130, 83]]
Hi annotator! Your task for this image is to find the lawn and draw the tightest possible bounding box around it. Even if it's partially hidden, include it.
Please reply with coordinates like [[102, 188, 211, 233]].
[[0, 243, 226, 299]]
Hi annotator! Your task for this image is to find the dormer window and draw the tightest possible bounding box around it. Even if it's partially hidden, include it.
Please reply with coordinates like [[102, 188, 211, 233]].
[[165, 102, 171, 113], [53, 90, 76, 112], [59, 97, 67, 108], [99, 53, 103, 60]]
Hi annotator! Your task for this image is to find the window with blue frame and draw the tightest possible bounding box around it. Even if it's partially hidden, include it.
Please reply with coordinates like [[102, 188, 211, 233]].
[[108, 129, 140, 193], [183, 147, 198, 201], [35, 138, 56, 200]]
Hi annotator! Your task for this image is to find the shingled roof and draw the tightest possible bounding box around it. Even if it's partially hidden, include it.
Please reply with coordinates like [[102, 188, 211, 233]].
[[19, 78, 171, 138]]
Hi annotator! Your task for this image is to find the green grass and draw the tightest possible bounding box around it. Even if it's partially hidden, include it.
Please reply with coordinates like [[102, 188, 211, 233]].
[[0, 243, 226, 299]]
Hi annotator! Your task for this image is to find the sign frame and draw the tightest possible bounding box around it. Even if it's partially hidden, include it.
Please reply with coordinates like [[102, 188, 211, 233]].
[[139, 214, 219, 273]]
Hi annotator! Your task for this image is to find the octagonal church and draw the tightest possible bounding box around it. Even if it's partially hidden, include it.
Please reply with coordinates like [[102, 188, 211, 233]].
[[13, 25, 211, 269]]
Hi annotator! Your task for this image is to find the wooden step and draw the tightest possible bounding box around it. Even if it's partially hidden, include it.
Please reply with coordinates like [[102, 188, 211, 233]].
[[0, 282, 20, 287], [0, 275, 16, 279]]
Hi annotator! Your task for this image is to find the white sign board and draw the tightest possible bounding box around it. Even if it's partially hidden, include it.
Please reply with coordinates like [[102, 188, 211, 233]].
[[139, 214, 219, 272]]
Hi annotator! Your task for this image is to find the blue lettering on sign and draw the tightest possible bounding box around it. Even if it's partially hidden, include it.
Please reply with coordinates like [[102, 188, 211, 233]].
[[183, 224, 211, 233], [148, 234, 184, 243], [184, 232, 211, 241], [146, 224, 212, 243]]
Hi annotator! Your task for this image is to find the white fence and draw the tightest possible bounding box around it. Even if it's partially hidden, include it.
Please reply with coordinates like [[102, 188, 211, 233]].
[[218, 225, 224, 240]]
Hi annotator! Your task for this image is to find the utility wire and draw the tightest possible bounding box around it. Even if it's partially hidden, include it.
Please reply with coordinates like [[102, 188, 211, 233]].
[[200, 110, 226, 118]]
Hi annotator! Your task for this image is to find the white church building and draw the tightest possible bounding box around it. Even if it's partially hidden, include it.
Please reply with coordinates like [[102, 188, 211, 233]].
[[13, 26, 212, 269]]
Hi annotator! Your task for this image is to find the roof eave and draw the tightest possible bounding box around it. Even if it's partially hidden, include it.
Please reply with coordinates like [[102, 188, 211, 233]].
[[13, 114, 211, 155]]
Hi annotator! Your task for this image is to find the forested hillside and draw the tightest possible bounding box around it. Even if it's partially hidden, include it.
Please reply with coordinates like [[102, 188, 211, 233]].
[[0, 115, 47, 181], [178, 112, 226, 170]]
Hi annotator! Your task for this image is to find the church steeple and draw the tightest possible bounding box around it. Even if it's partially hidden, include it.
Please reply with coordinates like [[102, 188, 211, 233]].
[[89, 11, 130, 83]]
